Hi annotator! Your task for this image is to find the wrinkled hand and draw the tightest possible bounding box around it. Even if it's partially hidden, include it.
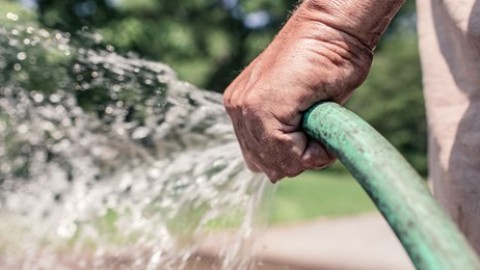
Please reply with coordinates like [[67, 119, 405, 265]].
[[224, 0, 402, 182]]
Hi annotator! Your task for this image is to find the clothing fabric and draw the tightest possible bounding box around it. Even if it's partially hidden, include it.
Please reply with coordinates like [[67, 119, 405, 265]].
[[417, 0, 480, 253]]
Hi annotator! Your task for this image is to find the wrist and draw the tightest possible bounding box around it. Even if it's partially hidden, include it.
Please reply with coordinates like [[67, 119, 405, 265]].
[[297, 0, 405, 49]]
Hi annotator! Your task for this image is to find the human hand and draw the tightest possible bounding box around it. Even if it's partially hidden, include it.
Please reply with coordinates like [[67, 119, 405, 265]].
[[223, 0, 403, 182]]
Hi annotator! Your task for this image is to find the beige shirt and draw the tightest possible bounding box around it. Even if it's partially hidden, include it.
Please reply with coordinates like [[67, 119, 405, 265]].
[[417, 0, 480, 253]]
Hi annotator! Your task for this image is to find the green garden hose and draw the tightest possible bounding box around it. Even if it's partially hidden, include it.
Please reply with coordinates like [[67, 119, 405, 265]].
[[302, 102, 480, 270]]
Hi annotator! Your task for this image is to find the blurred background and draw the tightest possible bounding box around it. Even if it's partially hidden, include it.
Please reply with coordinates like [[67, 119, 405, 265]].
[[1, 0, 425, 223]]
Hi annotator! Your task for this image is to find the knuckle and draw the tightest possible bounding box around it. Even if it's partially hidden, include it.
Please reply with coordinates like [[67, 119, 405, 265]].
[[274, 134, 293, 147], [242, 101, 259, 116], [242, 91, 263, 110], [223, 93, 234, 112]]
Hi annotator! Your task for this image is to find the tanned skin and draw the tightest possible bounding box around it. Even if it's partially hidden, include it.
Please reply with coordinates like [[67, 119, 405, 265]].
[[223, 0, 405, 182]]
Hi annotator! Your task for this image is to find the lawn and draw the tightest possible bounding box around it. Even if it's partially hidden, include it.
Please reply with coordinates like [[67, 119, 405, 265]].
[[268, 168, 376, 224]]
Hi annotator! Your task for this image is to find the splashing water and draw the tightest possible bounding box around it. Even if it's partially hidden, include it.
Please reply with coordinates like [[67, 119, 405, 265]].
[[0, 13, 271, 270]]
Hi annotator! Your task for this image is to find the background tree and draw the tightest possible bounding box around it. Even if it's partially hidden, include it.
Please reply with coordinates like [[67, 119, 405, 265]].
[[34, 0, 417, 90]]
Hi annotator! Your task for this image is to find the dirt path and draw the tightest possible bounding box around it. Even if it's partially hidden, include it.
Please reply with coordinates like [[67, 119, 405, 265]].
[[198, 213, 415, 270]]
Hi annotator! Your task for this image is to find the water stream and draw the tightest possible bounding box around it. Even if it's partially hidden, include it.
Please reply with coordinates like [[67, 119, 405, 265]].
[[0, 14, 271, 270]]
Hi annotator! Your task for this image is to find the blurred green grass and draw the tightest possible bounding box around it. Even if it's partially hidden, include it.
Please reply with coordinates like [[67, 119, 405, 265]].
[[269, 169, 376, 224]]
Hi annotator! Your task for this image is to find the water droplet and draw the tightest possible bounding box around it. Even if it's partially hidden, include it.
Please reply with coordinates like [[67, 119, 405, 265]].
[[57, 221, 77, 239], [13, 63, 22, 71], [148, 169, 160, 178], [116, 128, 126, 136], [131, 127, 151, 139], [0, 23, 266, 269], [6, 12, 19, 22], [32, 93, 44, 103], [112, 85, 121, 92], [49, 94, 61, 103], [38, 28, 50, 38], [81, 82, 91, 89], [17, 124, 29, 134], [0, 164, 11, 173], [31, 36, 40, 46], [9, 39, 19, 46], [105, 106, 113, 114], [17, 52, 27, 61]]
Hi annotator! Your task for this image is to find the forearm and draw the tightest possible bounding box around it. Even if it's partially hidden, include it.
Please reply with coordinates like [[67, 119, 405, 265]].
[[297, 0, 406, 49]]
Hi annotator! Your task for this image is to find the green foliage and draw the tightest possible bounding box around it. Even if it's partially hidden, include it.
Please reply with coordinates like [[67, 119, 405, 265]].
[[33, 0, 417, 91], [0, 2, 68, 95], [0, 1, 36, 23], [34, 0, 300, 90], [37, 0, 117, 31], [0, 7, 167, 120], [0, 5, 169, 180], [270, 170, 375, 223]]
